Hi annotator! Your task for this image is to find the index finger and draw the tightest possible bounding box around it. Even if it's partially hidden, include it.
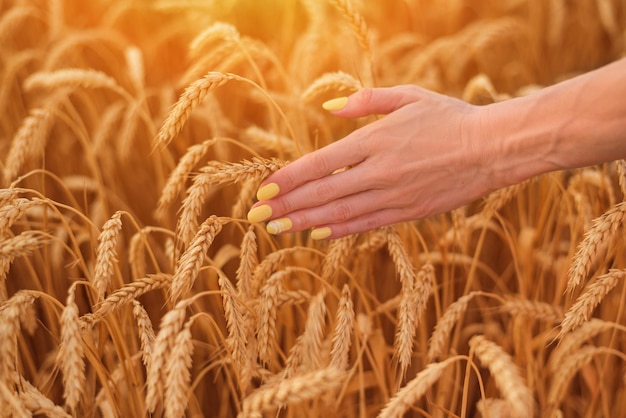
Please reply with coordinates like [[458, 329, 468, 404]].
[[255, 136, 367, 201]]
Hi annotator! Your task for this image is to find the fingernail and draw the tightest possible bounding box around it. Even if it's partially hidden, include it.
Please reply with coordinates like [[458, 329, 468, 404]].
[[257, 183, 280, 201], [247, 205, 272, 223], [310, 227, 332, 240], [266, 217, 293, 234], [322, 97, 349, 112]]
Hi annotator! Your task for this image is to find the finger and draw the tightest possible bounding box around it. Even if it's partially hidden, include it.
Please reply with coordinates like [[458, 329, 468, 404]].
[[327, 85, 425, 118], [255, 135, 368, 201], [266, 186, 406, 236], [309, 207, 413, 240], [266, 163, 376, 219]]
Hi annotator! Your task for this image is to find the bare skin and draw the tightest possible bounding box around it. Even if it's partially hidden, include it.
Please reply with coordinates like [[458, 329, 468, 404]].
[[247, 58, 626, 239]]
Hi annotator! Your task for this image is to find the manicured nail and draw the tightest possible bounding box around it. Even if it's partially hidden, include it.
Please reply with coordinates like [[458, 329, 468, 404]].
[[256, 182, 280, 201], [310, 227, 332, 240], [322, 97, 349, 112], [247, 205, 272, 223], [266, 217, 293, 234]]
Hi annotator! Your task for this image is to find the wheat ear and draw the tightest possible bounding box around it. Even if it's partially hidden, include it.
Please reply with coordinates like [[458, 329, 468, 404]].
[[164, 319, 195, 418], [283, 291, 327, 378], [171, 215, 226, 302], [24, 68, 129, 98], [146, 299, 192, 412], [155, 72, 234, 147], [239, 367, 345, 417], [155, 138, 217, 220], [567, 202, 626, 293], [469, 335, 534, 418], [3, 108, 55, 185], [0, 291, 37, 387], [301, 71, 362, 102], [427, 291, 480, 362], [329, 284, 355, 371], [377, 358, 458, 418], [219, 274, 249, 390], [132, 300, 156, 370], [57, 284, 85, 411], [558, 268, 625, 338], [93, 211, 123, 300], [256, 269, 290, 365]]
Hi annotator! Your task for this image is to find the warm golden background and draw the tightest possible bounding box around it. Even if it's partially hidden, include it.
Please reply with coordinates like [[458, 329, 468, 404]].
[[2, 0, 626, 417]]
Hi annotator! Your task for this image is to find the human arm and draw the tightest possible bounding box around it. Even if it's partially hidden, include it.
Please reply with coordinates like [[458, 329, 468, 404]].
[[247, 58, 626, 239]]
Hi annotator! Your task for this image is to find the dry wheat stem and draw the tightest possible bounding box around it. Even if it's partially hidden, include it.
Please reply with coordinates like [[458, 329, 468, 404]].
[[469, 335, 534, 418], [57, 285, 85, 411], [93, 211, 123, 300], [558, 268, 625, 338], [616, 160, 626, 199], [171, 215, 227, 302], [239, 367, 345, 417], [567, 202, 626, 292]]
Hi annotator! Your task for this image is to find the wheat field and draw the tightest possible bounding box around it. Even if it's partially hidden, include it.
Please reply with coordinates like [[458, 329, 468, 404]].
[[1, 0, 626, 417]]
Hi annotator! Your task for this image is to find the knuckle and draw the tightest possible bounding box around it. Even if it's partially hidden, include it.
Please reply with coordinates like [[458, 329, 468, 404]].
[[313, 181, 335, 202], [308, 153, 331, 178], [331, 201, 353, 222]]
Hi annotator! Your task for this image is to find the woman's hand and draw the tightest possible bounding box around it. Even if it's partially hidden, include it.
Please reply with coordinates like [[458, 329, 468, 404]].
[[246, 85, 500, 239]]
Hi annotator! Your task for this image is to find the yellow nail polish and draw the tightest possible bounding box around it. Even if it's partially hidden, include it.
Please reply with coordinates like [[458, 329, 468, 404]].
[[310, 227, 332, 240], [266, 217, 293, 234], [247, 205, 272, 224], [256, 183, 280, 201], [322, 97, 349, 112]]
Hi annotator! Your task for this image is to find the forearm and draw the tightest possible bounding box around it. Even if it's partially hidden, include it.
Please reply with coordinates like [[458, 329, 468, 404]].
[[485, 58, 626, 189]]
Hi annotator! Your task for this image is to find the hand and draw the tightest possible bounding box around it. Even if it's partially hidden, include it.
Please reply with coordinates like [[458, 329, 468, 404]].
[[247, 85, 500, 239]]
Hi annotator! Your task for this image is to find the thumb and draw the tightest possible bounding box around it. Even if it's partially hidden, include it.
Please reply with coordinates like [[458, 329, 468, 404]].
[[323, 85, 423, 118]]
